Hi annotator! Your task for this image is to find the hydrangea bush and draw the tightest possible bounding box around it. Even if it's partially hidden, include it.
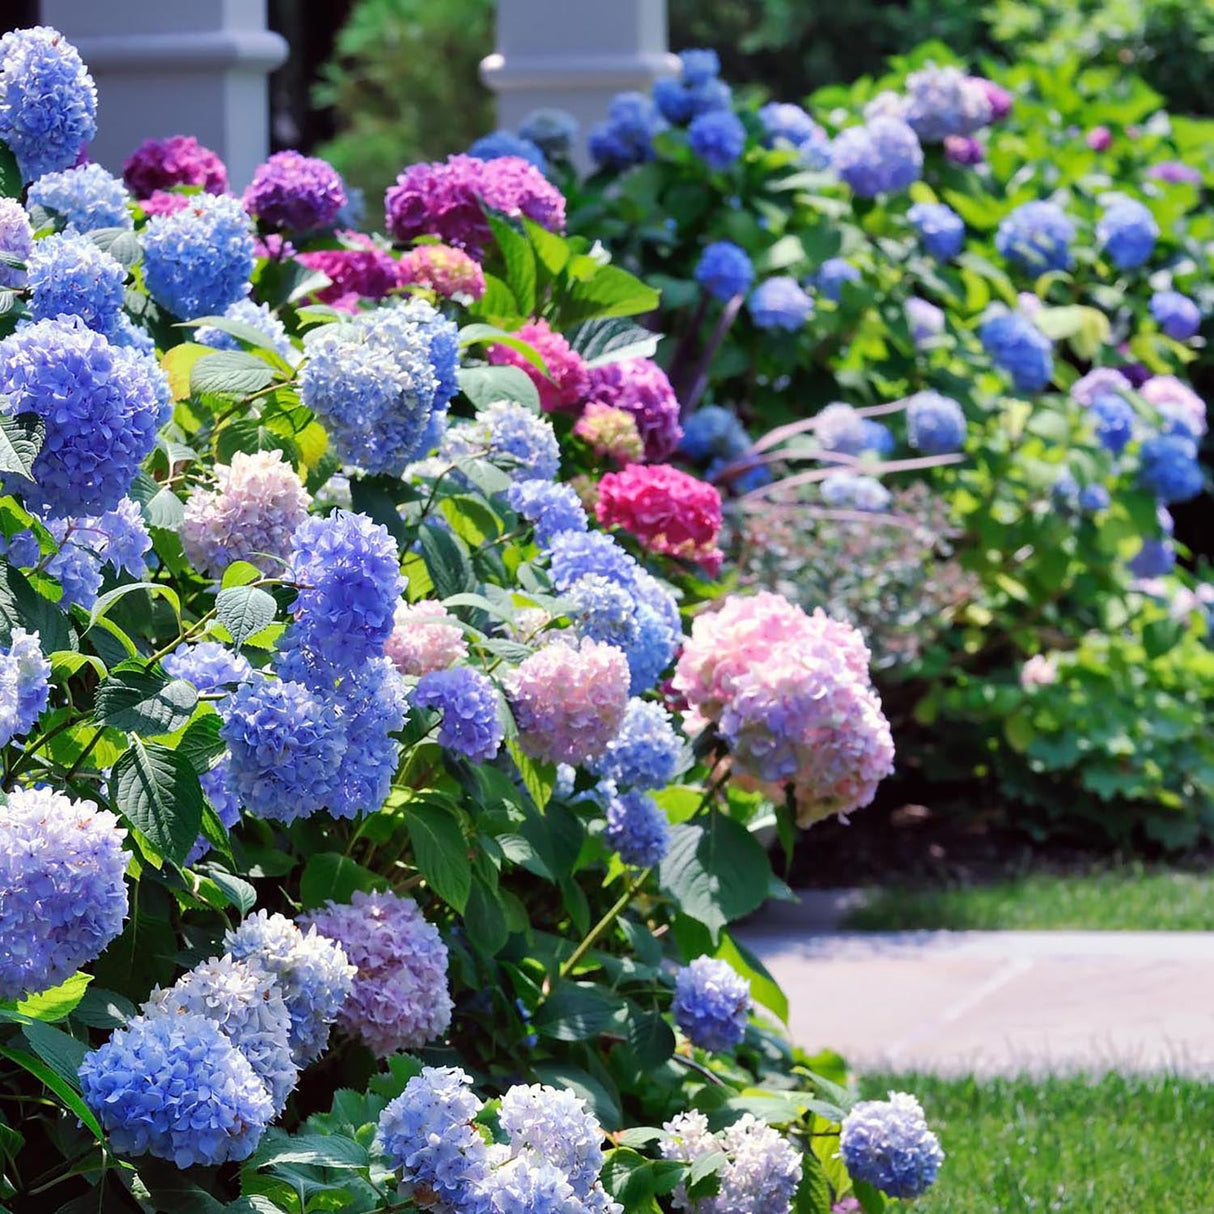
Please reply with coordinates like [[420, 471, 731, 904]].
[[0, 26, 931, 1214]]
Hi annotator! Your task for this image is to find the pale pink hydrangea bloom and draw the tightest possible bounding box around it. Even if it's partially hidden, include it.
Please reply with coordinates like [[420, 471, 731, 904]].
[[384, 601, 468, 676], [1141, 375, 1207, 438], [398, 243, 486, 300], [1019, 654, 1058, 690]]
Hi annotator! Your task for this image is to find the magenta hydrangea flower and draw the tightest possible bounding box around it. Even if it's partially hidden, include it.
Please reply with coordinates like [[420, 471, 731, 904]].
[[302, 890, 452, 1058], [488, 318, 590, 412], [584, 358, 683, 462], [298, 231, 400, 310], [123, 134, 228, 198], [509, 638, 630, 765], [243, 150, 346, 233], [385, 600, 469, 676], [384, 154, 566, 256], [398, 243, 486, 300]]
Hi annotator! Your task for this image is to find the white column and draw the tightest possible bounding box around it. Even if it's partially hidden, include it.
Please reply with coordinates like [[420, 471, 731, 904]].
[[480, 0, 678, 172], [40, 0, 287, 190]]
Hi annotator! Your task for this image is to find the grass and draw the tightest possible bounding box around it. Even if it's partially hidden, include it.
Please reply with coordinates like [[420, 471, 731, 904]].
[[841, 865, 1214, 931], [860, 1072, 1214, 1210]]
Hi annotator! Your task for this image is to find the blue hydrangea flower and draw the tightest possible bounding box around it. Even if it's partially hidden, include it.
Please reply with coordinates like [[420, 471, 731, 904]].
[[327, 655, 409, 820], [820, 472, 892, 512], [603, 787, 671, 866], [831, 117, 923, 197], [0, 786, 127, 1001], [195, 297, 295, 362], [0, 317, 168, 517], [994, 201, 1074, 274], [816, 258, 861, 301], [289, 511, 404, 672], [979, 310, 1053, 392], [414, 666, 504, 762], [0, 27, 96, 182], [547, 529, 640, 592], [908, 201, 965, 260], [1097, 198, 1159, 270], [444, 401, 561, 481], [0, 197, 33, 289], [1150, 290, 1201, 341], [498, 1082, 610, 1199], [27, 231, 125, 335], [224, 911, 355, 1066], [673, 956, 752, 1051], [695, 240, 754, 301], [80, 1012, 273, 1167], [28, 163, 131, 233], [861, 419, 896, 455], [566, 574, 642, 653], [1079, 484, 1110, 512], [627, 570, 682, 694], [815, 402, 868, 455], [477, 1157, 583, 1213], [1089, 392, 1135, 454], [589, 698, 683, 790], [141, 193, 254, 318], [1128, 536, 1175, 578], [302, 298, 459, 475], [469, 129, 547, 171], [1137, 434, 1204, 502], [0, 627, 49, 748], [903, 64, 993, 141], [687, 109, 746, 170], [507, 478, 587, 546], [759, 102, 830, 169], [518, 109, 579, 160], [680, 405, 742, 461], [907, 296, 945, 345], [748, 276, 813, 330], [840, 1092, 944, 1199], [654, 76, 731, 126], [906, 390, 966, 453], [677, 48, 720, 85], [589, 92, 666, 170], [145, 955, 297, 1113], [164, 642, 252, 697]]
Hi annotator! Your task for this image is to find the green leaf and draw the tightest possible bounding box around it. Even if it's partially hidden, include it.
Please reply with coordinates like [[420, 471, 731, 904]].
[[794, 1150, 834, 1214], [562, 264, 660, 322], [405, 802, 471, 912], [506, 738, 556, 811], [190, 350, 278, 398], [0, 562, 72, 655], [185, 314, 295, 360], [716, 932, 788, 1024], [88, 580, 181, 629], [418, 524, 476, 598], [10, 973, 92, 1023], [567, 317, 661, 367], [93, 666, 198, 735], [623, 1006, 675, 1069], [216, 583, 277, 649], [458, 364, 542, 411], [0, 140, 20, 199], [194, 864, 257, 914], [0, 1044, 102, 1138], [221, 560, 263, 589], [299, 852, 386, 909], [250, 1130, 368, 1170], [88, 226, 143, 268], [463, 873, 509, 955], [853, 1179, 888, 1213], [111, 736, 205, 866], [487, 211, 538, 316], [534, 981, 623, 1041], [22, 1020, 88, 1088], [177, 712, 226, 773], [531, 1060, 623, 1130], [0, 412, 45, 482]]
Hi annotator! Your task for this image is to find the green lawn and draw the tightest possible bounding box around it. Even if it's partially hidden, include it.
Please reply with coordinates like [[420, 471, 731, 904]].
[[860, 1072, 1214, 1210], [842, 865, 1214, 931]]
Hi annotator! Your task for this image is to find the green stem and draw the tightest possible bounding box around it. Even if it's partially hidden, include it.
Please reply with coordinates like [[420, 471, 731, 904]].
[[558, 867, 651, 980]]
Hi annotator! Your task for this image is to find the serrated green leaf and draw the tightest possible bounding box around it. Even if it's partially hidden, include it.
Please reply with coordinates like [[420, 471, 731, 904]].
[[405, 802, 471, 912], [0, 412, 45, 481], [458, 364, 541, 411], [190, 350, 278, 398], [111, 736, 204, 866], [10, 973, 91, 1023], [94, 666, 197, 735], [216, 583, 277, 649]]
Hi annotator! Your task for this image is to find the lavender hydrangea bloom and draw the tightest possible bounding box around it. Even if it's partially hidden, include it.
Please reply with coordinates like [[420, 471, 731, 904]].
[[27, 231, 125, 334], [141, 193, 255, 318], [1128, 536, 1175, 578], [603, 788, 671, 866], [861, 419, 896, 455], [303, 890, 452, 1057], [0, 628, 50, 747], [906, 296, 944, 345], [1137, 434, 1204, 503], [816, 258, 861, 301], [907, 201, 964, 260], [163, 641, 252, 695], [80, 1012, 273, 1167], [994, 201, 1074, 274], [820, 472, 892, 512], [903, 64, 993, 141], [195, 297, 296, 362], [831, 117, 923, 197], [0, 198, 33, 288], [695, 241, 754, 301], [224, 911, 355, 1066], [906, 390, 966, 453], [840, 1092, 944, 1198], [469, 129, 547, 171], [815, 402, 868, 455], [628, 571, 682, 694], [567, 574, 642, 653], [415, 666, 504, 762], [243, 150, 347, 232], [590, 698, 682, 790], [548, 530, 641, 592], [1097, 198, 1159, 270], [1071, 367, 1132, 409], [145, 955, 297, 1113], [979, 309, 1053, 392], [1079, 484, 1110, 512], [759, 102, 831, 170], [673, 956, 752, 1051], [0, 786, 127, 1001], [687, 109, 746, 170], [748, 276, 813, 330], [0, 27, 97, 182], [442, 400, 561, 481], [0, 317, 167, 517], [507, 479, 588, 546], [589, 92, 667, 169], [28, 163, 132, 232], [498, 1083, 610, 1199], [1150, 290, 1201, 341]]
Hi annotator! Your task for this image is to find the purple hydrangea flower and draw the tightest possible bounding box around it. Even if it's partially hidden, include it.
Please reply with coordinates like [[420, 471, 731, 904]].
[[584, 358, 683, 462], [414, 665, 504, 762], [759, 102, 831, 169], [831, 117, 923, 197], [820, 472, 892, 512], [0, 198, 33, 289], [0, 627, 49, 748], [816, 258, 861, 301], [673, 956, 752, 1051], [907, 201, 964, 260], [243, 150, 347, 232], [906, 296, 944, 345], [1150, 290, 1201, 341], [840, 1092, 944, 1198], [815, 402, 868, 455], [498, 1082, 611, 1199], [123, 134, 228, 198], [903, 64, 992, 141], [603, 787, 671, 866]]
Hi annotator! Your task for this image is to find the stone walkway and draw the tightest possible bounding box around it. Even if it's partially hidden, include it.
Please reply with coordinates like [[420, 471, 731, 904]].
[[736, 894, 1214, 1077]]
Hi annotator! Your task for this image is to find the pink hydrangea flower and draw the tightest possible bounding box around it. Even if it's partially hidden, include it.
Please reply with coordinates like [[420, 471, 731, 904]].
[[596, 464, 723, 574], [1141, 375, 1207, 438], [943, 135, 984, 165], [398, 243, 486, 300], [488, 318, 589, 413], [298, 232, 400, 309], [384, 601, 468, 676], [508, 637, 630, 765], [574, 402, 645, 464], [123, 134, 228, 198], [1087, 126, 1112, 151], [181, 450, 311, 578], [1020, 654, 1058, 690], [584, 358, 683, 462], [140, 190, 193, 217], [384, 154, 566, 257], [972, 78, 1012, 122]]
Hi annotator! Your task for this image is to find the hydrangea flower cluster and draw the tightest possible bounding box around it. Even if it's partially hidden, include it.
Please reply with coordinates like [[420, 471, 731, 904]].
[[414, 666, 504, 763], [994, 201, 1075, 274], [0, 786, 127, 1001], [298, 230, 401, 309], [244, 150, 347, 232], [1142, 375, 1206, 438], [979, 309, 1053, 392], [748, 275, 813, 330], [302, 890, 452, 1058], [695, 241, 755, 301], [300, 298, 459, 474], [509, 637, 630, 765], [182, 450, 311, 577], [195, 297, 296, 362], [584, 358, 683, 462], [905, 390, 967, 453], [831, 117, 923, 197], [28, 163, 131, 232], [660, 1110, 802, 1214], [441, 399, 562, 480], [589, 698, 683, 790], [814, 402, 868, 455], [589, 92, 667, 169], [0, 197, 32, 288], [519, 108, 580, 160], [907, 201, 964, 260], [141, 193, 255, 318], [1150, 290, 1201, 341], [1071, 366, 1132, 409], [507, 478, 588, 547], [385, 600, 469, 676], [596, 463, 724, 574], [839, 1092, 944, 1198], [469, 128, 547, 170], [398, 242, 486, 300], [673, 956, 752, 1051], [1137, 434, 1204, 503], [0, 27, 96, 182], [816, 258, 861, 301], [1097, 198, 1158, 270], [488, 318, 590, 412], [907, 295, 944, 345], [602, 787, 671, 866], [0, 316, 168, 517], [0, 628, 50, 748], [653, 49, 731, 125], [820, 472, 892, 512], [679, 405, 768, 492], [688, 109, 747, 170], [224, 911, 356, 1066], [759, 102, 831, 168], [123, 134, 228, 198], [27, 231, 125, 334], [385, 154, 565, 256], [1089, 392, 1134, 454], [902, 64, 993, 140]]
